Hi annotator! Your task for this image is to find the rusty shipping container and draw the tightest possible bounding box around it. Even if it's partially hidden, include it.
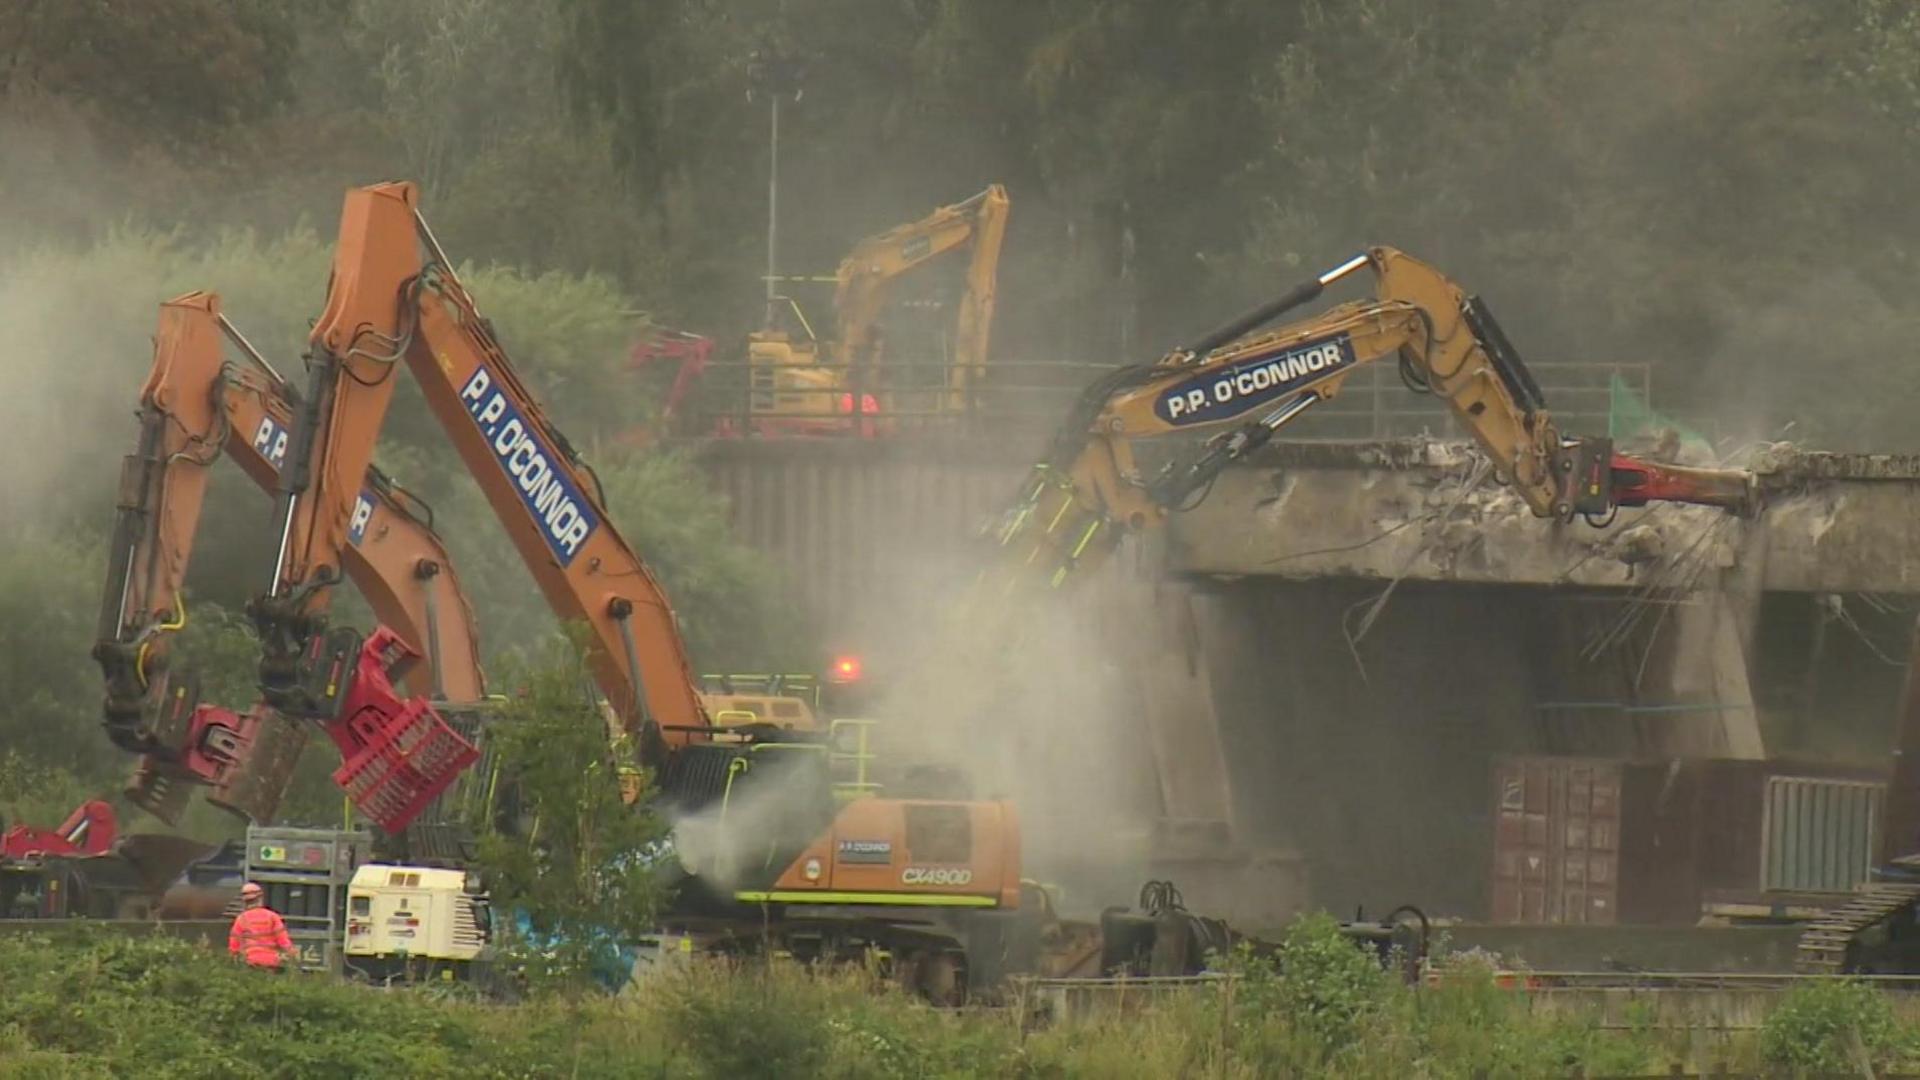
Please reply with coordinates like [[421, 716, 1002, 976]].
[[1491, 758, 1622, 925], [1491, 757, 1888, 926]]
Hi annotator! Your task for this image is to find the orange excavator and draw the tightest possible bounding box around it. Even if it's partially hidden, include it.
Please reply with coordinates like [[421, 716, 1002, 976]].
[[229, 182, 1022, 996], [94, 293, 488, 829], [95, 295, 835, 832]]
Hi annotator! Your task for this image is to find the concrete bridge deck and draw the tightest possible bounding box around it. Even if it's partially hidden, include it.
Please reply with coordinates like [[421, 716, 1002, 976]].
[[693, 437, 1920, 925], [1165, 441, 1920, 593]]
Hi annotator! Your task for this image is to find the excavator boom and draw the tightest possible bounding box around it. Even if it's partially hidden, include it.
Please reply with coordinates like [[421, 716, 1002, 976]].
[[96, 293, 485, 825], [990, 247, 1758, 592], [745, 184, 1010, 436], [252, 183, 1021, 935], [253, 182, 709, 766], [834, 184, 1009, 408]]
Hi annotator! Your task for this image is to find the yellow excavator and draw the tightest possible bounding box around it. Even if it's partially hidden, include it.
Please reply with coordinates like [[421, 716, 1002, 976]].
[[745, 184, 1009, 436], [883, 246, 1763, 915], [980, 246, 1758, 597]]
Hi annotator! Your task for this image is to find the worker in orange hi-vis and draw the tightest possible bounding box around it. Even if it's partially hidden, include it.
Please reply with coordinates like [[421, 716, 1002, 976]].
[[228, 882, 295, 971]]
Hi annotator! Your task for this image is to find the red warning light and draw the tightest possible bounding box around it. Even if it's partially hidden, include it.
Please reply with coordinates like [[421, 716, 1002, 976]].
[[829, 655, 863, 683]]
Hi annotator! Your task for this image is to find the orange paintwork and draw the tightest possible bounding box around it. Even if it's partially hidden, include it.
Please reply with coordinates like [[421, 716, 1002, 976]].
[[267, 183, 1018, 911], [109, 293, 228, 643], [271, 183, 426, 625], [765, 798, 1022, 909], [307, 181, 709, 746], [116, 292, 486, 701]]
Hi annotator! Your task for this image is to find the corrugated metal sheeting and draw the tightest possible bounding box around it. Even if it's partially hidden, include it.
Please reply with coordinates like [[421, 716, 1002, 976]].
[[1763, 776, 1883, 893], [693, 439, 1034, 644]]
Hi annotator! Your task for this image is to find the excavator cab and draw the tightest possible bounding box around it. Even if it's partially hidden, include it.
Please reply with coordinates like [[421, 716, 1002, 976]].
[[741, 184, 1005, 438], [745, 298, 884, 437]]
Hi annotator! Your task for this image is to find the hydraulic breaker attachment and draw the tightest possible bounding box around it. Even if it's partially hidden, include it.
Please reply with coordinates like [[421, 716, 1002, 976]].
[[1554, 438, 1759, 521], [1608, 450, 1759, 516]]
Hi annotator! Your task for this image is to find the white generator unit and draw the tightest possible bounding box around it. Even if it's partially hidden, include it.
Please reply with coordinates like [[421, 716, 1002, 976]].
[[343, 863, 492, 982]]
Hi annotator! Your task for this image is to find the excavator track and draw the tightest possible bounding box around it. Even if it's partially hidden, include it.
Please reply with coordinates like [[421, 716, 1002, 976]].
[[1793, 883, 1920, 974]]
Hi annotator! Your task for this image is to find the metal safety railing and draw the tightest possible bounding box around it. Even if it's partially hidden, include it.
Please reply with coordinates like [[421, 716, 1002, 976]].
[[652, 354, 1653, 443], [828, 718, 881, 801]]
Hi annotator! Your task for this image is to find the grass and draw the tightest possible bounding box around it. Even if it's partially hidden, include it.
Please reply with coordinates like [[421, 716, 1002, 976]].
[[3, 918, 1917, 1078]]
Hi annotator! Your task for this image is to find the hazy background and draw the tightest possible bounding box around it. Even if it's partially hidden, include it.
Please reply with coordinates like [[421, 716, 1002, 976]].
[[3, 0, 1919, 863]]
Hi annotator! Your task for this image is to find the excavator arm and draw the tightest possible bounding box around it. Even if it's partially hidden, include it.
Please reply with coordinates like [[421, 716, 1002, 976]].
[[248, 192, 423, 714], [834, 184, 1009, 408], [261, 182, 710, 769], [96, 292, 485, 826], [990, 247, 1758, 590], [228, 182, 1025, 926]]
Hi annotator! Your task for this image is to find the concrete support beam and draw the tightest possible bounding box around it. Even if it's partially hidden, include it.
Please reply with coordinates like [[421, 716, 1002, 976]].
[[1100, 548, 1237, 832], [1657, 588, 1764, 757]]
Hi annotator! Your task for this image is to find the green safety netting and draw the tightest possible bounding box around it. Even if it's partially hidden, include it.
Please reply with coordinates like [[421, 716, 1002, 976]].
[[1607, 374, 1713, 455]]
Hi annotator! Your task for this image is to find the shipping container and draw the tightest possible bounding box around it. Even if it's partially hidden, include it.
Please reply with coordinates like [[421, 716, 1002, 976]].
[[1491, 758, 1621, 925], [1490, 757, 1887, 926]]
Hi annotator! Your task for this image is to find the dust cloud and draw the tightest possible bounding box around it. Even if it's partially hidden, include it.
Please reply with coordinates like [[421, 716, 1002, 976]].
[[0, 113, 155, 530], [819, 515, 1166, 914]]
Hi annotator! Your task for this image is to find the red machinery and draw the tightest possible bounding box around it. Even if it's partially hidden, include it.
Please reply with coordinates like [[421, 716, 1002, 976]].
[[629, 328, 715, 434], [2, 801, 118, 860]]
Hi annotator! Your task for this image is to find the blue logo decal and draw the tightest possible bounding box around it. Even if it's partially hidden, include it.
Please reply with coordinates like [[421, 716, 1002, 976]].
[[1154, 332, 1357, 427], [251, 416, 290, 470], [458, 365, 599, 566], [348, 492, 374, 546]]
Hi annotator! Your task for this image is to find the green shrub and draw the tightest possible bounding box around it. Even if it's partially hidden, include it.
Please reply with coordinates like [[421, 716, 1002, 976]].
[[1403, 952, 1660, 1079], [1, 922, 1821, 1078], [1760, 976, 1912, 1074]]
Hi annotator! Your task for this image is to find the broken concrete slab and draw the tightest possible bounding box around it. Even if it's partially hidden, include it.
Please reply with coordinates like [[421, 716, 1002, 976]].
[[1166, 441, 1920, 596]]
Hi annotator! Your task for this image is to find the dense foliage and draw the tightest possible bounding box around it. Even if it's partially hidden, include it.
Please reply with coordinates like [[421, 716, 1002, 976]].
[[12, 919, 1916, 1076], [4, 929, 1902, 1079], [8, 0, 1920, 444], [1759, 975, 1917, 1073]]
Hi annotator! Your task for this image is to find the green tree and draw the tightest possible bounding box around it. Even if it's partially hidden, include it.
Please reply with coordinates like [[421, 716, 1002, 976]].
[[476, 639, 667, 991]]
